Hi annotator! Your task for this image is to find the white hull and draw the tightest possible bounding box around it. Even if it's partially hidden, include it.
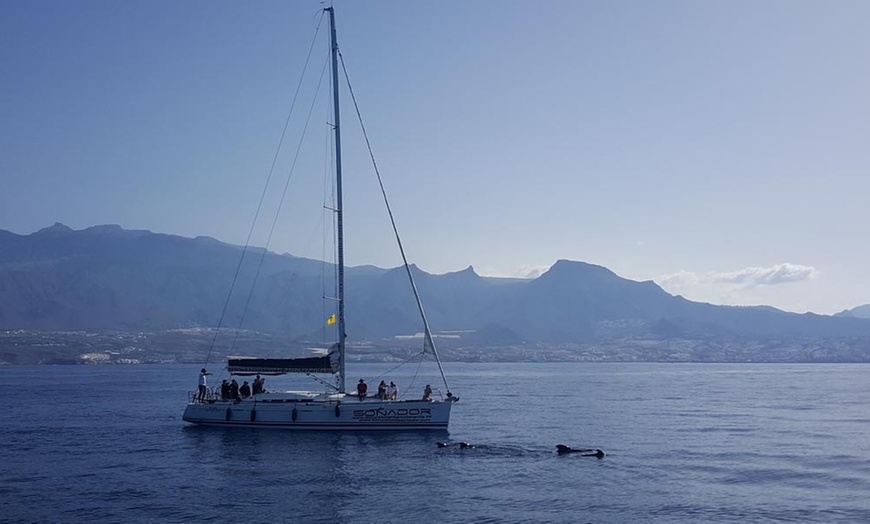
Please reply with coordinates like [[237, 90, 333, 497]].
[[183, 394, 452, 431]]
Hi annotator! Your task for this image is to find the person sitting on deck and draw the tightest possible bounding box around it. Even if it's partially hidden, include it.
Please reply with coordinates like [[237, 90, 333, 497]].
[[230, 379, 240, 401], [423, 384, 433, 402], [239, 381, 252, 399], [377, 380, 387, 400], [220, 380, 230, 400], [357, 379, 368, 401], [253, 375, 264, 395], [387, 381, 398, 400]]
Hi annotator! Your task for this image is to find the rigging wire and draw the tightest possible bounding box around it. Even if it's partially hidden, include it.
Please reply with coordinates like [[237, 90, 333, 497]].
[[404, 353, 426, 402], [320, 67, 338, 350], [203, 11, 326, 368], [228, 51, 332, 355], [337, 51, 452, 392], [370, 350, 429, 400], [326, 40, 340, 389]]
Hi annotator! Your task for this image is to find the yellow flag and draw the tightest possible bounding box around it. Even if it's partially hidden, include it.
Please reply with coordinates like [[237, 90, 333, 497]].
[[326, 314, 337, 325]]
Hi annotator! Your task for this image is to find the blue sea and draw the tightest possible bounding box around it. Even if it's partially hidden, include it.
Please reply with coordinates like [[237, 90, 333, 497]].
[[2, 363, 869, 523]]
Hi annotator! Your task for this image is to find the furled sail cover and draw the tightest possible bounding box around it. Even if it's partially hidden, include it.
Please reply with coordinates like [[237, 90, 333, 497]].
[[227, 351, 339, 376]]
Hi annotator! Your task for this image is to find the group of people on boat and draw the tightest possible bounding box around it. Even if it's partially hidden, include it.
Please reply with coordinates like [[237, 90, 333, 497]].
[[196, 370, 266, 402], [378, 380, 398, 400], [197, 369, 271, 402], [210, 375, 267, 402], [356, 379, 399, 401], [356, 379, 439, 401], [199, 368, 439, 405]]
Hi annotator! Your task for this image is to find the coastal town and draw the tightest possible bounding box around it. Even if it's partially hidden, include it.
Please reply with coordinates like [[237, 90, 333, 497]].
[[3, 328, 868, 366]]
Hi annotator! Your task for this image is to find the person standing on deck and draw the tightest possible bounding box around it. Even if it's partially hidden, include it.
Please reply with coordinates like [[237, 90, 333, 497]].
[[357, 379, 368, 401], [387, 381, 397, 400], [423, 384, 432, 402], [197, 368, 211, 402], [377, 380, 387, 400]]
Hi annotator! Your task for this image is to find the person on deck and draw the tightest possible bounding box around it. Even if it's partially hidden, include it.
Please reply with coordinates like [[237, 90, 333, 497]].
[[357, 379, 368, 401], [253, 375, 264, 395], [387, 381, 398, 400], [377, 380, 387, 400], [423, 384, 433, 402], [230, 379, 240, 401], [220, 379, 230, 400], [197, 368, 212, 402], [239, 381, 252, 399]]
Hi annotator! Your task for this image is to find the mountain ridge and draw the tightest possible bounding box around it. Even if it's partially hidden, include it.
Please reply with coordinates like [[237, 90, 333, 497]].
[[2, 224, 870, 350], [836, 304, 870, 319]]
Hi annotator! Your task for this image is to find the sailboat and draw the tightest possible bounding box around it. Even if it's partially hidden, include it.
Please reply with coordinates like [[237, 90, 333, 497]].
[[182, 7, 457, 430]]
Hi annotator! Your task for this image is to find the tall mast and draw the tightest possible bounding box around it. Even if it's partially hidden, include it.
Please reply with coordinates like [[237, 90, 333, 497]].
[[326, 6, 346, 394]]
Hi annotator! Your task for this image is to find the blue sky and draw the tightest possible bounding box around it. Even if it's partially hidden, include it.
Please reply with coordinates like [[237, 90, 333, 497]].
[[2, 0, 868, 314]]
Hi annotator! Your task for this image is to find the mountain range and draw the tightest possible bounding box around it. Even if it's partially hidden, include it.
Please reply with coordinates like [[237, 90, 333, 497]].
[[2, 224, 870, 353]]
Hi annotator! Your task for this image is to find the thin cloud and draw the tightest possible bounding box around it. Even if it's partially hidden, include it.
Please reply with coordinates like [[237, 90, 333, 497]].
[[657, 269, 701, 289], [479, 264, 551, 279], [515, 264, 551, 279], [658, 263, 818, 290], [713, 263, 818, 286]]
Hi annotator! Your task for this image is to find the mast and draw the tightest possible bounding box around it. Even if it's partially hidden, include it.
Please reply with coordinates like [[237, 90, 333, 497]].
[[326, 6, 347, 394]]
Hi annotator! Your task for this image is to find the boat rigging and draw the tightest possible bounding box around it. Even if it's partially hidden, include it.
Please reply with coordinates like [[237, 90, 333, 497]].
[[182, 6, 457, 431]]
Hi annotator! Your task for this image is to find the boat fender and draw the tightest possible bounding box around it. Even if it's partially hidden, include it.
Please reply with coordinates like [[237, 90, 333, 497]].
[[334, 404, 341, 418], [250, 407, 257, 422], [225, 407, 232, 421], [292, 407, 298, 422]]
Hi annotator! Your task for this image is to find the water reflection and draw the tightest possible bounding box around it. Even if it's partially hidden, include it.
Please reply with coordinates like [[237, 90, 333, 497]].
[[179, 427, 444, 522]]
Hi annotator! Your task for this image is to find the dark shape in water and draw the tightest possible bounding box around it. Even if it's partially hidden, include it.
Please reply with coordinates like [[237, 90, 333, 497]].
[[556, 445, 605, 458], [436, 441, 476, 449]]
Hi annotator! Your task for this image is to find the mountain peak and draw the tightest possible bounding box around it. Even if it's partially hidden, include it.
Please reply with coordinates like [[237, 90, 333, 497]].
[[83, 224, 124, 234], [384, 263, 424, 277], [35, 222, 73, 235], [541, 259, 618, 280], [444, 265, 479, 278]]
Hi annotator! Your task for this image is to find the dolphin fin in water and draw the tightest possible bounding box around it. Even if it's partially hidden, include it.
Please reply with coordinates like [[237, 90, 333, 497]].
[[556, 445, 605, 458], [436, 441, 476, 449]]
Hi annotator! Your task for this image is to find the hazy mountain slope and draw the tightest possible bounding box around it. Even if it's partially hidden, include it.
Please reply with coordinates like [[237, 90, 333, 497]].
[[3, 224, 870, 345], [835, 304, 870, 319]]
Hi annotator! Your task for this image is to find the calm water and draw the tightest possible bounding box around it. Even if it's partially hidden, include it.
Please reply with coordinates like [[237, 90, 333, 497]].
[[1, 363, 869, 523]]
